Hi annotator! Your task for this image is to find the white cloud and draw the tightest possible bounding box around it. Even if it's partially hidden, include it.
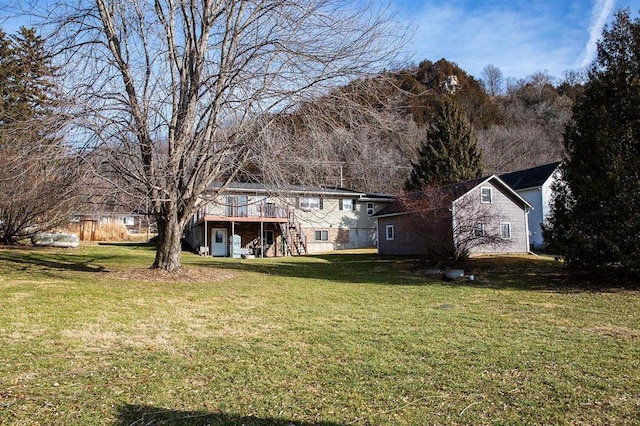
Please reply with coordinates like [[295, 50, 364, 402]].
[[397, 1, 603, 80], [580, 0, 616, 67]]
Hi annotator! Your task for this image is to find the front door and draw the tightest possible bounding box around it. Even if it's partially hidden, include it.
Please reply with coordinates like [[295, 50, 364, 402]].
[[211, 228, 227, 256]]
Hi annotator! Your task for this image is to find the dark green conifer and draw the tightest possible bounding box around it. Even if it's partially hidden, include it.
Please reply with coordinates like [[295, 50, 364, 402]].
[[544, 9, 640, 272], [405, 99, 483, 190]]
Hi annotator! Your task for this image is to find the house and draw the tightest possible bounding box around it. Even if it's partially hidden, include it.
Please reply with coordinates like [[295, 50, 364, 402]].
[[500, 162, 561, 250], [185, 183, 394, 257], [374, 175, 532, 257]]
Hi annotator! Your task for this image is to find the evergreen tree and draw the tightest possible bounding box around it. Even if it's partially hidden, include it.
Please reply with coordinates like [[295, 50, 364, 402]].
[[0, 27, 77, 244], [544, 9, 640, 272], [405, 99, 482, 190]]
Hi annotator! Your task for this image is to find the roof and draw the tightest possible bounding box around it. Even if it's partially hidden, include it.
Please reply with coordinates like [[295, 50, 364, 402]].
[[499, 162, 561, 191], [374, 175, 532, 218], [206, 181, 392, 200]]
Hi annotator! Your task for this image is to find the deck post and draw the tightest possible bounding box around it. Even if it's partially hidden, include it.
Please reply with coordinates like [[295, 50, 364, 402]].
[[204, 219, 208, 255], [260, 221, 264, 258]]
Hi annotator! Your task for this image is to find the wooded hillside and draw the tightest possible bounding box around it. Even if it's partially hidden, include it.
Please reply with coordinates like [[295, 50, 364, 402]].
[[269, 59, 579, 194]]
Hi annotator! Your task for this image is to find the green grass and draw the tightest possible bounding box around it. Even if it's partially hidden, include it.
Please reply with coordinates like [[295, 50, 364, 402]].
[[0, 245, 638, 425]]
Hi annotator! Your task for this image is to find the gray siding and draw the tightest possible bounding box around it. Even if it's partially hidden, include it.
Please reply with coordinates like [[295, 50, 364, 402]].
[[455, 182, 529, 255], [377, 178, 530, 257]]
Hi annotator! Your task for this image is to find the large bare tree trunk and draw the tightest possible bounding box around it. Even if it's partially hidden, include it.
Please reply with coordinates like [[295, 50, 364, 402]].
[[153, 206, 183, 272]]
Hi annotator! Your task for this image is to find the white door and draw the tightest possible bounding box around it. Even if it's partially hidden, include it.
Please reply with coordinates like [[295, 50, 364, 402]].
[[211, 228, 227, 256]]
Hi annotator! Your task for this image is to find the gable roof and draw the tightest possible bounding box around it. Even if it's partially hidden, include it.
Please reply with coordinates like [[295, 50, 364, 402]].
[[374, 175, 532, 218], [499, 162, 561, 191]]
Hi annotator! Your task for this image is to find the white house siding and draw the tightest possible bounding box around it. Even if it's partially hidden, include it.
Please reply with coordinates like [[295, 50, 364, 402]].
[[539, 176, 555, 249], [296, 198, 378, 253], [511, 176, 556, 250], [517, 188, 543, 249], [455, 182, 529, 255]]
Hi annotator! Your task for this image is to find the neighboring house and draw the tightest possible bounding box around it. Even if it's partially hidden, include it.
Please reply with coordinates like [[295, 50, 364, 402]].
[[374, 175, 532, 257], [185, 183, 394, 257], [500, 162, 561, 250]]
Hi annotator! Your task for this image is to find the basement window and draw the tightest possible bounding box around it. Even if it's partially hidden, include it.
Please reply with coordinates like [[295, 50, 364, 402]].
[[314, 230, 329, 241]]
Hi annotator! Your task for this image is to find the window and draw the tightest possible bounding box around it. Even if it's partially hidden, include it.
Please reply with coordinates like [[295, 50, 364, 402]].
[[300, 197, 321, 210], [481, 187, 492, 203], [473, 223, 485, 237], [122, 216, 135, 226], [214, 230, 224, 243], [385, 224, 395, 240], [340, 199, 354, 211], [367, 203, 374, 215], [501, 223, 511, 239], [314, 230, 329, 241]]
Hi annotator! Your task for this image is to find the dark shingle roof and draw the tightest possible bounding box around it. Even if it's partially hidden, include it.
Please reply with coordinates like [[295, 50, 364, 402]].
[[373, 176, 489, 217], [374, 175, 533, 218], [499, 162, 561, 191]]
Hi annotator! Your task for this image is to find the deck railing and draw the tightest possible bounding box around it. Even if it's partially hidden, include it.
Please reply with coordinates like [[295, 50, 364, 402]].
[[197, 202, 289, 220]]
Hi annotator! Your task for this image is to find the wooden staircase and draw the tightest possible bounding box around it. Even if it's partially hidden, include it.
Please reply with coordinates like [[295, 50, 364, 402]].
[[281, 212, 307, 256]]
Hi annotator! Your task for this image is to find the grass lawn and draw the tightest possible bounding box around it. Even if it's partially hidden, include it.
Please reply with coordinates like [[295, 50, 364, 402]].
[[0, 244, 638, 425]]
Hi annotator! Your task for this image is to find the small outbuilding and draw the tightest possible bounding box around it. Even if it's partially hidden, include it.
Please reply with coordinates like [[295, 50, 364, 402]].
[[374, 175, 532, 258]]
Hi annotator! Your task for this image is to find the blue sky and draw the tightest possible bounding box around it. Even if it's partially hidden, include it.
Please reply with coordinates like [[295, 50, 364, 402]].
[[1, 0, 637, 83], [390, 0, 639, 81]]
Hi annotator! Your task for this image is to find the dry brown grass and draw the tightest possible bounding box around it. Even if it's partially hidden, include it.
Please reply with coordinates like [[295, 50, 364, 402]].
[[60, 222, 145, 242], [103, 267, 236, 283]]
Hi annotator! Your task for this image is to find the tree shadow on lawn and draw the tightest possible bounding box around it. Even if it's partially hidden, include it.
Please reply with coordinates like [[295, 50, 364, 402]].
[[0, 248, 114, 273], [115, 404, 344, 426], [191, 251, 429, 287], [191, 252, 638, 292], [458, 256, 639, 293]]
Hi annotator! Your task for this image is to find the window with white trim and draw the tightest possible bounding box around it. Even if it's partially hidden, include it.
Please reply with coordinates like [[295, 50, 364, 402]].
[[314, 230, 329, 241], [473, 223, 485, 237], [500, 223, 511, 239], [367, 203, 374, 215], [385, 224, 395, 240], [480, 187, 492, 203], [300, 197, 321, 210], [340, 199, 354, 211], [122, 216, 135, 226]]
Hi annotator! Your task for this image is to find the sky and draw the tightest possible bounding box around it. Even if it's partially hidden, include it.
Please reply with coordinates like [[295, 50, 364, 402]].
[[1, 0, 637, 83], [390, 0, 639, 82]]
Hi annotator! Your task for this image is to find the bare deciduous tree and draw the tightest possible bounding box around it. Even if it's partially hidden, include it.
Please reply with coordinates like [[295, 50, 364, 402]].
[[0, 121, 82, 244], [477, 124, 563, 174], [264, 76, 419, 194], [481, 64, 504, 96], [36, 0, 405, 271]]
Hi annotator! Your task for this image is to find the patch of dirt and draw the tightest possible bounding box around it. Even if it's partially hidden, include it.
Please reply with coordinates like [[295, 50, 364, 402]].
[[587, 326, 640, 341], [104, 267, 236, 283]]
